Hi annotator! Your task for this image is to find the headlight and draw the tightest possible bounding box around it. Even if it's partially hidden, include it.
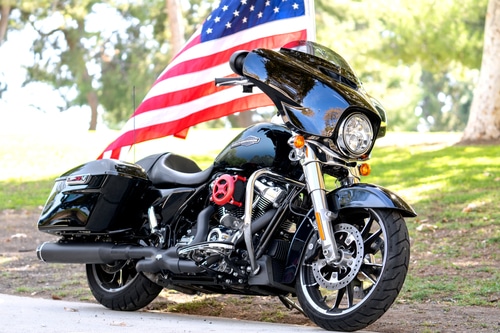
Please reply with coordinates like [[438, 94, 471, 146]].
[[337, 112, 374, 158]]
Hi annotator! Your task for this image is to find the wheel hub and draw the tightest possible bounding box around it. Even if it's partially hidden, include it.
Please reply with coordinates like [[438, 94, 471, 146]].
[[312, 223, 364, 289]]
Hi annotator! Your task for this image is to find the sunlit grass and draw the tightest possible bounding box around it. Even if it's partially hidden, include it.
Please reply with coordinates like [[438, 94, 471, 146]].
[[0, 129, 237, 209], [2, 130, 499, 307]]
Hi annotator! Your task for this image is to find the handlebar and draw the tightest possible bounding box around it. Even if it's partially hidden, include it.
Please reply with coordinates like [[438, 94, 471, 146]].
[[215, 76, 254, 93], [214, 77, 249, 86]]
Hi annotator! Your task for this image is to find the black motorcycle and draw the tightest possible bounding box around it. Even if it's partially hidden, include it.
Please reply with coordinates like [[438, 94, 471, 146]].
[[37, 40, 416, 332]]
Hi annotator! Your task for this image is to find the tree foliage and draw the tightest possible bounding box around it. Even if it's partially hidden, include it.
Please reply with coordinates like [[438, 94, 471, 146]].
[[0, 0, 492, 132], [315, 0, 487, 132]]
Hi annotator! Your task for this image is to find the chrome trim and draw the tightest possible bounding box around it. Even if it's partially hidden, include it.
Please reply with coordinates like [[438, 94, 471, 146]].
[[301, 143, 339, 263], [242, 169, 305, 275]]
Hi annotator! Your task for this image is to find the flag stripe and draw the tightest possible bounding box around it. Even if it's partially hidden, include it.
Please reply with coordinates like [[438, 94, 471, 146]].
[[98, 0, 316, 160], [155, 16, 312, 82], [99, 93, 272, 159], [149, 30, 307, 99], [136, 30, 306, 116], [121, 86, 272, 133]]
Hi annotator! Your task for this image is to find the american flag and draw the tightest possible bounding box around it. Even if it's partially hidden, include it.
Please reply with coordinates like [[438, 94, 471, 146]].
[[99, 0, 316, 160]]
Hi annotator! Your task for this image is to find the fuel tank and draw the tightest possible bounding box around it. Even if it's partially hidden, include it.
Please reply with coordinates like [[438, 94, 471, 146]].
[[214, 122, 299, 177]]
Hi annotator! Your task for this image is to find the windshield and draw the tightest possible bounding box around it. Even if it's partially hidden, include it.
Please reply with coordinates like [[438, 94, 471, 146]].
[[280, 40, 361, 90]]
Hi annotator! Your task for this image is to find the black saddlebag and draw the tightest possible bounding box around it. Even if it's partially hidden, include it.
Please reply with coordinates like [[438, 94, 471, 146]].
[[38, 159, 149, 235]]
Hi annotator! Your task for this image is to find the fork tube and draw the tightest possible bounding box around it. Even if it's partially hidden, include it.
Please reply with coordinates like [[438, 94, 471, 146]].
[[302, 144, 339, 263]]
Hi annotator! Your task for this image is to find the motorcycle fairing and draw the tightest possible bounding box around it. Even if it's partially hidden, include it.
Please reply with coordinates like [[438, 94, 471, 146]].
[[241, 45, 385, 141]]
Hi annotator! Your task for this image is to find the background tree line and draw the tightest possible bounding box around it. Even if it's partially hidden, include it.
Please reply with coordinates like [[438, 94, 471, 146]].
[[0, 0, 498, 142]]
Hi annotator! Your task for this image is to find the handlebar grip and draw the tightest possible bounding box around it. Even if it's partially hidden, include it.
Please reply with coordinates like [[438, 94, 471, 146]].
[[215, 77, 239, 85], [229, 51, 248, 75]]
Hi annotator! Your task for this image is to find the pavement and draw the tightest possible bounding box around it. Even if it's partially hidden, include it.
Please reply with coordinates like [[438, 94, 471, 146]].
[[0, 294, 378, 333]]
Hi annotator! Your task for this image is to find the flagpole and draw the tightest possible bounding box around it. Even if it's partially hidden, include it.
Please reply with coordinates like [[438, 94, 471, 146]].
[[133, 86, 136, 162], [305, 0, 317, 41]]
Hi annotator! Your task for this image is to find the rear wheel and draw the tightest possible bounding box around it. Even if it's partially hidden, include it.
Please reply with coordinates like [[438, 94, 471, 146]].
[[86, 260, 162, 311], [296, 208, 410, 332]]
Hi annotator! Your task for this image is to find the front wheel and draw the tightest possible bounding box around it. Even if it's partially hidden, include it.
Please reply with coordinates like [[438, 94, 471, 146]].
[[296, 208, 410, 332], [86, 260, 162, 311]]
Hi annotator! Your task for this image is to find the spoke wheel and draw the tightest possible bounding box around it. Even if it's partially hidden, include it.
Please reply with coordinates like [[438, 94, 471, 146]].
[[296, 208, 410, 332], [86, 260, 162, 311]]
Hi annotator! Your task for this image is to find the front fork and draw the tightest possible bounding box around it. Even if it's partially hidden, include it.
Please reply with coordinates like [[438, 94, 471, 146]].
[[302, 148, 340, 264], [290, 138, 341, 264]]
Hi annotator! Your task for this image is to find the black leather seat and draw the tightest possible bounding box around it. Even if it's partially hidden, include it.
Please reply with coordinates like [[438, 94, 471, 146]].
[[137, 153, 213, 188]]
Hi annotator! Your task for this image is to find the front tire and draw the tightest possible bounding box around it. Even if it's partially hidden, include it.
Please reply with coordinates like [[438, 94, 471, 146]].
[[296, 208, 410, 331], [86, 260, 162, 311]]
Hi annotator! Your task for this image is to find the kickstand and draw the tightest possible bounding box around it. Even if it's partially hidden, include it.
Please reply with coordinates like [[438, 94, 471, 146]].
[[278, 295, 306, 316]]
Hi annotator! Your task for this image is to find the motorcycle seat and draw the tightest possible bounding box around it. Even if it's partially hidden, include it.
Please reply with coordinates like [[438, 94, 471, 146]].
[[138, 153, 213, 188]]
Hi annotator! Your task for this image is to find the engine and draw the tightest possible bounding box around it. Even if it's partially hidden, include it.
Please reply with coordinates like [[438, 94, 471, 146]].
[[177, 174, 287, 264], [176, 173, 289, 280], [208, 174, 286, 242]]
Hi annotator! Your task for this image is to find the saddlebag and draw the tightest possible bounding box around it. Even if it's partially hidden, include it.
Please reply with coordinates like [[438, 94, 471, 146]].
[[38, 159, 149, 235]]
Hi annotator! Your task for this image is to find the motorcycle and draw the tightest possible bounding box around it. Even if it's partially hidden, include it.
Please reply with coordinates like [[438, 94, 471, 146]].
[[36, 40, 416, 332]]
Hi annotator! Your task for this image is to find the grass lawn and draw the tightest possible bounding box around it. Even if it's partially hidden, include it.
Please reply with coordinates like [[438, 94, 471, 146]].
[[1, 129, 499, 306]]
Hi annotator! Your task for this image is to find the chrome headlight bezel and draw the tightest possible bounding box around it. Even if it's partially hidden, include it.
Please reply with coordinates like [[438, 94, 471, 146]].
[[337, 112, 374, 158]]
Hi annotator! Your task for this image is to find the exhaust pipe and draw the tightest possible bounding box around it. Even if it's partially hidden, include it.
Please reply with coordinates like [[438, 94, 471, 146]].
[[36, 205, 276, 275], [36, 206, 216, 274], [36, 242, 204, 274], [37, 242, 154, 264]]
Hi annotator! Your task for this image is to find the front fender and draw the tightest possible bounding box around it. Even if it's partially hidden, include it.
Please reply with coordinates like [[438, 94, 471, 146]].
[[282, 183, 415, 284], [327, 183, 417, 217]]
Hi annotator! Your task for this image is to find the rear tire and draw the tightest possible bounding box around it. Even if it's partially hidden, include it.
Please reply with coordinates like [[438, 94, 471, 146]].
[[296, 208, 410, 331], [86, 260, 162, 311]]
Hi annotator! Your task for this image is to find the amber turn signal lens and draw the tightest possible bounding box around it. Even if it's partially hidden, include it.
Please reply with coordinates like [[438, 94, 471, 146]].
[[359, 163, 371, 176], [294, 135, 305, 148]]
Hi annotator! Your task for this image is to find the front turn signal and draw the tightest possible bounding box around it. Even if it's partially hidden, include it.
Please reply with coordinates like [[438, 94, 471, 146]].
[[293, 135, 305, 149], [359, 163, 371, 176]]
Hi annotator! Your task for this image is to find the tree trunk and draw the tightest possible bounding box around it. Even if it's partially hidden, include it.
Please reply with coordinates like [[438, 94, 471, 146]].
[[87, 90, 99, 131], [228, 110, 254, 128], [166, 0, 185, 54], [82, 69, 98, 131], [461, 0, 500, 143], [0, 4, 11, 45]]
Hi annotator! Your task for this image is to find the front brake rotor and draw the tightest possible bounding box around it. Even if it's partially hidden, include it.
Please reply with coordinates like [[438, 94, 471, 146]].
[[311, 223, 364, 289]]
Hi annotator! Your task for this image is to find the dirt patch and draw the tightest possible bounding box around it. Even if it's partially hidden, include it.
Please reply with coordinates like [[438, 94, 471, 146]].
[[1, 209, 499, 332]]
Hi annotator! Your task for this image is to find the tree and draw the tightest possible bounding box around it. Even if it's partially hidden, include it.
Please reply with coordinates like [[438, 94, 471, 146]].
[[16, 1, 110, 130], [315, 0, 487, 132], [0, 0, 13, 44], [166, 0, 185, 54], [16, 1, 174, 130], [462, 0, 500, 142]]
